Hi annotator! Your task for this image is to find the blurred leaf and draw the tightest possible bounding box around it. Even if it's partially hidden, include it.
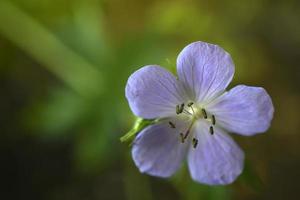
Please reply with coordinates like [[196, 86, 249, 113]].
[[70, 0, 110, 65], [147, 1, 212, 38], [0, 0, 103, 97], [27, 89, 88, 135], [54, 0, 111, 67], [74, 96, 120, 172]]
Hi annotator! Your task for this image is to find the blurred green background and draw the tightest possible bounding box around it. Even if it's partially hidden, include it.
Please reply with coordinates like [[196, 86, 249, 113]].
[[0, 0, 299, 199]]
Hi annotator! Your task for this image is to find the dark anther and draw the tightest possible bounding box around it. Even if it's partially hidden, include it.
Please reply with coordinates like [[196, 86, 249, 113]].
[[176, 105, 181, 114], [209, 126, 214, 135], [180, 103, 184, 111], [201, 108, 207, 119], [212, 115, 216, 125], [180, 133, 185, 143], [187, 102, 194, 107], [192, 138, 198, 148], [176, 103, 185, 114], [168, 121, 176, 128]]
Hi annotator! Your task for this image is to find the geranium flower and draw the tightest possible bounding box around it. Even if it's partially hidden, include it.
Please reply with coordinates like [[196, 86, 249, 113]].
[[125, 41, 274, 185]]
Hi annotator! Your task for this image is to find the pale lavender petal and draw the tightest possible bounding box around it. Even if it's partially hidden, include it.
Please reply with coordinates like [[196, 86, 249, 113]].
[[206, 85, 274, 136], [132, 119, 189, 177], [188, 121, 244, 185], [177, 41, 234, 103], [126, 65, 187, 119]]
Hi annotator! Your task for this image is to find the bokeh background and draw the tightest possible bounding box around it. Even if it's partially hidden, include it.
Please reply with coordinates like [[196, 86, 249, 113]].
[[1, 0, 299, 199]]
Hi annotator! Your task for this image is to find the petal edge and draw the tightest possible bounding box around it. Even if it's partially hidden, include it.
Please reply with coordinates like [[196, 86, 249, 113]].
[[187, 121, 245, 185], [132, 119, 189, 177], [126, 65, 187, 119], [176, 41, 235, 103], [207, 85, 274, 136]]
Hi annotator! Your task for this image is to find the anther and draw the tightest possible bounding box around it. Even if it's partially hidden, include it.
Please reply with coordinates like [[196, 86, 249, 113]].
[[188, 102, 195, 114], [176, 105, 180, 114], [187, 102, 194, 107], [201, 108, 208, 119], [209, 126, 214, 135], [180, 103, 184, 111], [179, 133, 185, 143], [168, 121, 176, 128], [176, 103, 185, 114], [192, 138, 198, 148], [211, 115, 216, 125]]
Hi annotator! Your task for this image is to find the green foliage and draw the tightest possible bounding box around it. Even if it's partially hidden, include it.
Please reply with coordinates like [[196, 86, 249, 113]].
[[1, 0, 299, 199], [239, 160, 264, 192]]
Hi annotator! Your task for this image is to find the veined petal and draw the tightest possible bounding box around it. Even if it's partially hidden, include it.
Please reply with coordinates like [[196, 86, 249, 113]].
[[188, 121, 244, 185], [132, 118, 189, 177], [206, 85, 274, 136], [176, 41, 234, 103], [126, 65, 187, 119]]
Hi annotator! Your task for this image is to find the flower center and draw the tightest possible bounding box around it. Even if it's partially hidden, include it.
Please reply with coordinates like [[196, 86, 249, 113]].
[[170, 102, 217, 149]]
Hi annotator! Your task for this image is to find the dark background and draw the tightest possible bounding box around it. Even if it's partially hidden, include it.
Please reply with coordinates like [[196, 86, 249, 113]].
[[0, 0, 299, 199]]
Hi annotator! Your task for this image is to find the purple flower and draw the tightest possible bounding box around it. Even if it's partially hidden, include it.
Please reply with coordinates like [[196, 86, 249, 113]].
[[125, 41, 274, 185]]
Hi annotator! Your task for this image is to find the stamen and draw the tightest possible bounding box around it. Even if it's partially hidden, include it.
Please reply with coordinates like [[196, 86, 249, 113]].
[[201, 108, 208, 119], [192, 138, 198, 148], [187, 102, 194, 107], [183, 119, 196, 140], [183, 109, 193, 115], [209, 126, 214, 135], [168, 121, 176, 128], [180, 103, 185, 112], [176, 103, 185, 114], [179, 133, 185, 143], [211, 115, 216, 125], [183, 129, 190, 139], [176, 105, 181, 114], [188, 102, 195, 114]]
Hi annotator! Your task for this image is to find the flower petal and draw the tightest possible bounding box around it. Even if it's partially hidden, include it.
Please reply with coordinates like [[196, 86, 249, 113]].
[[206, 85, 274, 136], [132, 119, 189, 177], [176, 41, 234, 103], [126, 65, 187, 119], [188, 121, 245, 185]]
